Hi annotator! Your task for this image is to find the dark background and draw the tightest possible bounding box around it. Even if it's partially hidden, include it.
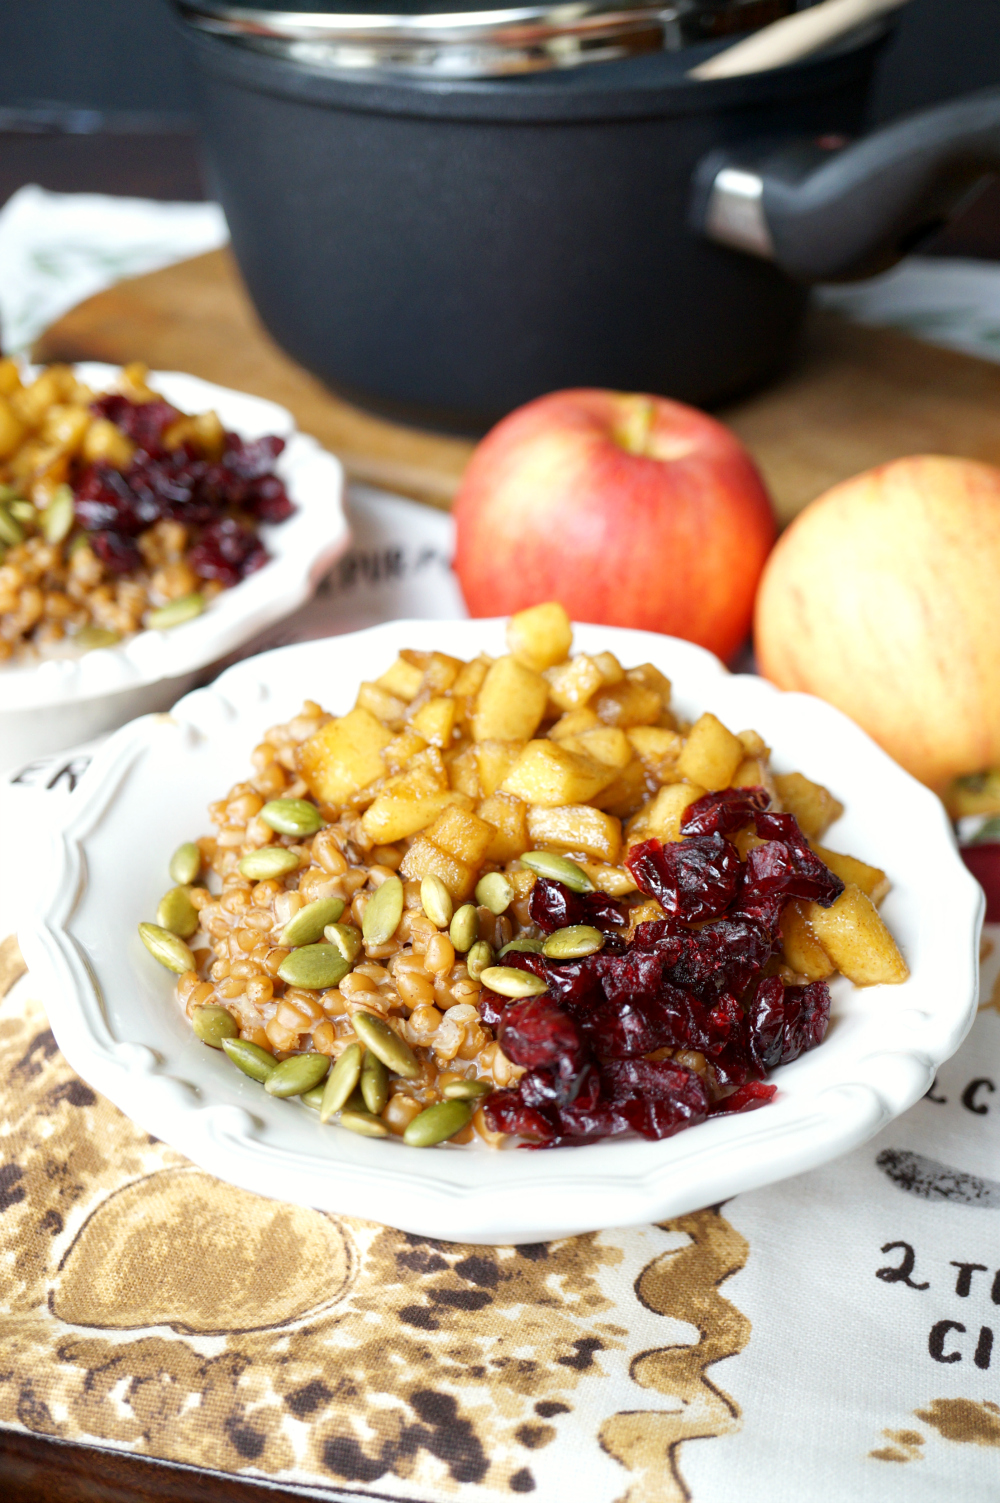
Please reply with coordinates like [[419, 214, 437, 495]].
[[0, 0, 998, 250]]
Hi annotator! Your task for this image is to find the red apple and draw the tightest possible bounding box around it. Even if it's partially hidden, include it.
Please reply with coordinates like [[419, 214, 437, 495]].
[[453, 389, 775, 661]]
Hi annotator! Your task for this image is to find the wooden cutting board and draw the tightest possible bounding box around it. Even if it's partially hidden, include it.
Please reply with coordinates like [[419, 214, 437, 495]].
[[33, 247, 1000, 524]]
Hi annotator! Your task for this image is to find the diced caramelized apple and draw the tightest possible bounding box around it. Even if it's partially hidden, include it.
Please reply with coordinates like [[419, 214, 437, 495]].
[[626, 782, 706, 846], [375, 656, 425, 703], [361, 789, 470, 844], [426, 804, 497, 866], [677, 712, 743, 791], [298, 707, 392, 806], [383, 747, 449, 796], [576, 860, 639, 896], [448, 744, 482, 799], [382, 729, 428, 772], [780, 900, 835, 981], [452, 654, 492, 698], [544, 655, 605, 711], [806, 884, 909, 986], [409, 695, 458, 748], [527, 805, 622, 864], [626, 663, 671, 704], [476, 793, 530, 864], [592, 651, 625, 686], [356, 680, 408, 727], [737, 728, 769, 759], [472, 656, 549, 742], [506, 602, 574, 672], [500, 740, 617, 807], [593, 681, 662, 728], [626, 726, 683, 782], [560, 726, 632, 770], [548, 707, 601, 740], [813, 845, 890, 905], [773, 772, 844, 839], [423, 652, 464, 694], [476, 739, 526, 797], [590, 758, 650, 819], [399, 836, 477, 901]]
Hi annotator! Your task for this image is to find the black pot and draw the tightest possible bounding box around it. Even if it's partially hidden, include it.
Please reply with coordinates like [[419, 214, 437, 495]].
[[177, 20, 1000, 432]]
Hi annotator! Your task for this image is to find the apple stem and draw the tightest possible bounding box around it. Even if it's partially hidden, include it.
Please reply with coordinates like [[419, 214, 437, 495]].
[[613, 397, 656, 457]]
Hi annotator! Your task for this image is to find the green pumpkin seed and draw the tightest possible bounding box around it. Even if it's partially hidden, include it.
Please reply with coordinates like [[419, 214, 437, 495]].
[[542, 924, 605, 959], [301, 1084, 325, 1111], [324, 922, 363, 963], [480, 966, 548, 999], [498, 938, 544, 957], [362, 874, 404, 946], [138, 921, 195, 974], [403, 1099, 474, 1147], [442, 1078, 493, 1101], [360, 1049, 390, 1115], [9, 500, 36, 525], [518, 850, 594, 893], [222, 1037, 277, 1082], [260, 798, 324, 837], [0, 505, 24, 547], [281, 895, 345, 947], [76, 625, 121, 652], [264, 1052, 330, 1097], [146, 592, 204, 630], [475, 871, 513, 915], [277, 945, 354, 991], [156, 885, 200, 938], [169, 840, 202, 886], [352, 1010, 420, 1080], [340, 1107, 390, 1138], [466, 940, 494, 980], [41, 484, 74, 545], [449, 903, 478, 954], [319, 1042, 364, 1121], [420, 873, 453, 929], [192, 1005, 239, 1048], [238, 846, 300, 880]]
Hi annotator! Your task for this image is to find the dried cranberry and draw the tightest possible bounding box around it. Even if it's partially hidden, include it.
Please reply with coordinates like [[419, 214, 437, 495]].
[[189, 517, 268, 586], [499, 994, 590, 1080], [529, 879, 588, 933], [781, 980, 832, 1063], [708, 1081, 777, 1116], [741, 839, 844, 913], [88, 530, 142, 573], [74, 463, 151, 534], [746, 975, 785, 1075], [246, 474, 294, 522], [626, 835, 741, 923], [483, 1090, 555, 1142], [663, 918, 774, 1001], [601, 1057, 709, 1139], [222, 432, 285, 480], [477, 989, 506, 1029], [91, 394, 180, 455], [682, 786, 771, 838]]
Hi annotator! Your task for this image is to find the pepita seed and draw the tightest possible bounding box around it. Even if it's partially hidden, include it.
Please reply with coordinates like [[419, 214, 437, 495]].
[[264, 1052, 330, 1097], [76, 625, 121, 651], [156, 885, 200, 938], [260, 798, 324, 837], [281, 895, 345, 947], [192, 1005, 239, 1048], [340, 1107, 390, 1138], [420, 873, 453, 929], [0, 505, 24, 547], [41, 484, 74, 545], [403, 1099, 474, 1147], [277, 945, 354, 991], [146, 592, 204, 630], [138, 921, 195, 974], [9, 500, 36, 524], [360, 1049, 389, 1115], [320, 1042, 363, 1121], [475, 871, 513, 915], [479, 966, 548, 999], [498, 938, 544, 957], [518, 850, 594, 893], [169, 840, 202, 885], [542, 924, 605, 959], [323, 922, 363, 963], [362, 874, 404, 946], [222, 1037, 277, 1082], [449, 903, 478, 953], [442, 1078, 493, 1101], [301, 1084, 325, 1111], [352, 1010, 420, 1079], [238, 846, 300, 880], [466, 940, 494, 980]]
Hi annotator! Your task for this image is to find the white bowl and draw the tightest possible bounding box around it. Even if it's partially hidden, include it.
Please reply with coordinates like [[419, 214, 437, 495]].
[[0, 365, 348, 769], [18, 620, 983, 1245]]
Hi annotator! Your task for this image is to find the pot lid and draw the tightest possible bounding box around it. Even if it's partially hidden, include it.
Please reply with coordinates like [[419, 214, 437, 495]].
[[174, 0, 794, 77]]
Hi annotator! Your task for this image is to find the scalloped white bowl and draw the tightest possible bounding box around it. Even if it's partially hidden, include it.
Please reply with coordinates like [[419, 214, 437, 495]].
[[18, 620, 983, 1244], [1, 365, 348, 768]]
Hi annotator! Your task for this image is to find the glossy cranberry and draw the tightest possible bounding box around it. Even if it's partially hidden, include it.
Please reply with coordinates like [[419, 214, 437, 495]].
[[477, 989, 506, 1029], [189, 517, 265, 585], [781, 980, 832, 1063], [222, 432, 285, 480], [742, 833, 844, 909], [681, 785, 771, 837], [708, 1081, 777, 1116], [483, 1090, 555, 1143], [74, 463, 150, 534], [746, 975, 785, 1074], [88, 530, 142, 573], [661, 918, 774, 1001], [626, 834, 741, 923], [246, 474, 294, 522], [529, 879, 588, 932], [91, 394, 180, 454], [500, 995, 590, 1075]]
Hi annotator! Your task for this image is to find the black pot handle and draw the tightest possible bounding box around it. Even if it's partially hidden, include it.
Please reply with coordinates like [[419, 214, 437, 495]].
[[691, 85, 1000, 281]]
